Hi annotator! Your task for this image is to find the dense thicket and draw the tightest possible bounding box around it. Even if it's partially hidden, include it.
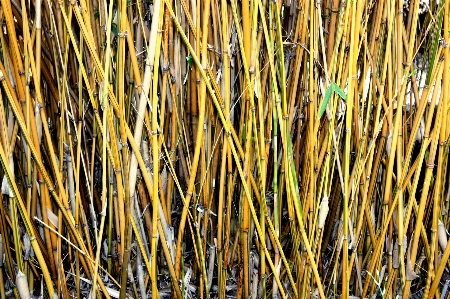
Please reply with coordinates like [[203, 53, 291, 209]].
[[0, 0, 448, 298]]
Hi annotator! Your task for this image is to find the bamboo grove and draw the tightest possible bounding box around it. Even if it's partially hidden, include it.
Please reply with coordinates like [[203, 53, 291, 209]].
[[0, 0, 448, 298]]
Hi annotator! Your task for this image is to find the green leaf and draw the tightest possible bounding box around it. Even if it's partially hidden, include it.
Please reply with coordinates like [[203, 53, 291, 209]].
[[186, 56, 193, 70], [408, 68, 418, 78], [318, 84, 333, 119], [318, 82, 347, 119], [111, 23, 118, 36], [331, 82, 347, 101]]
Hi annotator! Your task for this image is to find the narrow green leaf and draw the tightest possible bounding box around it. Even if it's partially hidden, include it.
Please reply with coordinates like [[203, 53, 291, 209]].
[[111, 23, 118, 36], [408, 68, 418, 78], [186, 56, 193, 70], [318, 84, 333, 119], [332, 82, 347, 101]]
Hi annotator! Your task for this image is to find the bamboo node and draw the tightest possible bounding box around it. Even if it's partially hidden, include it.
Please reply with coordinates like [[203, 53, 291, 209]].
[[117, 31, 128, 38], [398, 9, 403, 14], [426, 164, 434, 169], [114, 168, 122, 173]]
